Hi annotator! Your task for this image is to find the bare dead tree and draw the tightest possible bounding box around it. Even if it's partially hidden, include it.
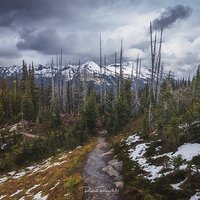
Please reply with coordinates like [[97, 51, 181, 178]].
[[150, 22, 154, 99], [114, 52, 118, 100], [139, 58, 142, 78], [119, 39, 123, 95], [134, 56, 140, 114], [51, 59, 55, 101], [104, 55, 107, 66], [83, 63, 87, 110], [77, 60, 81, 115], [100, 33, 103, 107], [155, 28, 163, 103]]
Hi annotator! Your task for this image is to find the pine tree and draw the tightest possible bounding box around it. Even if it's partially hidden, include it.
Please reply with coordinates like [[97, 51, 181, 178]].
[[11, 74, 21, 118], [21, 87, 35, 121], [50, 98, 61, 129], [0, 100, 4, 124], [29, 63, 39, 114], [81, 91, 98, 135], [21, 60, 28, 93], [0, 79, 11, 120]]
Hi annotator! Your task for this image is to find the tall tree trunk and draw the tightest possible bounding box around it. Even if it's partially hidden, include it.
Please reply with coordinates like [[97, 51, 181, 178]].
[[119, 39, 123, 95]]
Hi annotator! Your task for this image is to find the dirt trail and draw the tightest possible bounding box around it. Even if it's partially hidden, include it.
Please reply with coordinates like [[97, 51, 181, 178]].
[[83, 133, 120, 200]]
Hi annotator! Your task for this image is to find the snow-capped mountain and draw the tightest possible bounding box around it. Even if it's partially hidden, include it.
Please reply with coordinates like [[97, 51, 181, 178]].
[[0, 61, 152, 86]]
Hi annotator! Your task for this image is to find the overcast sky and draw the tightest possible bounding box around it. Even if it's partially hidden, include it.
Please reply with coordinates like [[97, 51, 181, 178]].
[[0, 0, 199, 77]]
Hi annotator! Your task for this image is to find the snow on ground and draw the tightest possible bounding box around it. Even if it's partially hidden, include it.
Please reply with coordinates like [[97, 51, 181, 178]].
[[0, 195, 7, 200], [128, 142, 163, 180], [126, 134, 141, 145], [0, 177, 8, 184], [10, 189, 23, 197], [173, 143, 200, 161], [8, 171, 16, 176], [50, 181, 60, 190], [190, 192, 200, 200], [12, 171, 26, 179], [126, 134, 200, 181], [152, 143, 200, 170], [26, 184, 40, 194], [0, 153, 69, 184], [33, 191, 48, 200], [171, 178, 187, 190]]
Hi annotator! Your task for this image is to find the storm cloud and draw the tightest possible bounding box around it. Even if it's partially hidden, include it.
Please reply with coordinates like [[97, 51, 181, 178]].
[[0, 0, 199, 77], [152, 4, 192, 30], [0, 0, 140, 29]]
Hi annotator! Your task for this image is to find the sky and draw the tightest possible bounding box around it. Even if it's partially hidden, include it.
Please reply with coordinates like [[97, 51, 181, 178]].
[[0, 0, 200, 77]]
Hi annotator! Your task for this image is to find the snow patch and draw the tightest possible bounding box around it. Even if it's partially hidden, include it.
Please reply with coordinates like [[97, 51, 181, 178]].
[[33, 191, 48, 200], [8, 171, 16, 176], [50, 181, 60, 190], [128, 134, 200, 181], [129, 143, 163, 180], [0, 177, 8, 183], [190, 192, 200, 200], [12, 171, 26, 179], [173, 143, 200, 161], [171, 178, 187, 190], [153, 143, 200, 162], [26, 184, 40, 194], [0, 195, 7, 200], [10, 189, 23, 197], [126, 134, 141, 145]]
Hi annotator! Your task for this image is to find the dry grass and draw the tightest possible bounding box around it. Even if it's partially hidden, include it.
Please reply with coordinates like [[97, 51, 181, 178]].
[[0, 138, 97, 200]]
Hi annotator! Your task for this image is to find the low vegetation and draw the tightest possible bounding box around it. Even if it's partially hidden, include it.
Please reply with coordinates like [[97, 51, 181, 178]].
[[0, 138, 96, 200]]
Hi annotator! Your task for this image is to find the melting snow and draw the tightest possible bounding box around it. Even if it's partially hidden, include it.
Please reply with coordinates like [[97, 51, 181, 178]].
[[0, 177, 8, 183], [171, 178, 187, 190], [173, 143, 200, 161], [129, 143, 163, 180], [33, 191, 48, 200], [26, 184, 40, 194], [0, 152, 69, 185], [12, 171, 26, 179], [8, 171, 16, 176], [153, 143, 200, 162], [50, 181, 60, 190], [10, 189, 23, 197], [127, 133, 200, 181], [0, 195, 7, 200], [126, 134, 141, 145], [190, 192, 200, 200]]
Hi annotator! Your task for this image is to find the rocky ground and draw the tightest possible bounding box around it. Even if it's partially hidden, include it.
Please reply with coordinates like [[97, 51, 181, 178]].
[[83, 131, 123, 200]]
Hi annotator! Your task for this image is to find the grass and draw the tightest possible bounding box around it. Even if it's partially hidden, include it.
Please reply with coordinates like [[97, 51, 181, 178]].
[[0, 138, 97, 200]]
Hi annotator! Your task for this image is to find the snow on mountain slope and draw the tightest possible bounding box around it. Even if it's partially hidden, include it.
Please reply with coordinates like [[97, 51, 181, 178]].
[[0, 61, 151, 85]]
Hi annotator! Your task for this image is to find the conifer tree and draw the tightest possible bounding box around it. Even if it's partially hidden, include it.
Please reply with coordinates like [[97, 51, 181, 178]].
[[81, 91, 98, 135], [21, 81, 35, 121]]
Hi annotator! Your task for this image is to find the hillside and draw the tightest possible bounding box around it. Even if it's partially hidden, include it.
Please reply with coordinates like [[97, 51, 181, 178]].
[[0, 139, 96, 200]]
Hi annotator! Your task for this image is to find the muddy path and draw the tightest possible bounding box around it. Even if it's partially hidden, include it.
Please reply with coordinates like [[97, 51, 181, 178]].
[[83, 133, 121, 200]]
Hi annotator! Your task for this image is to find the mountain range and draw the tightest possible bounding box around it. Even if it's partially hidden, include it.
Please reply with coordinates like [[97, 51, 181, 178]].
[[0, 61, 152, 86]]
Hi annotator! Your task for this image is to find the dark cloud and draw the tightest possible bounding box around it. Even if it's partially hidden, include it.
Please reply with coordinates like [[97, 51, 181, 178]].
[[17, 29, 61, 54], [0, 0, 141, 61], [0, 0, 140, 29], [16, 29, 100, 56], [152, 4, 192, 30]]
